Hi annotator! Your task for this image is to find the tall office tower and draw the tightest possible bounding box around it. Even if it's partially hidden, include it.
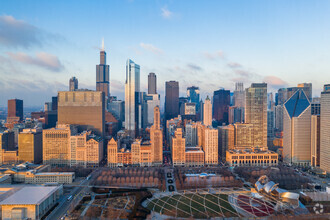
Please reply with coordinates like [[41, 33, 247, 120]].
[[148, 72, 157, 94], [125, 59, 140, 137], [267, 110, 275, 147], [233, 82, 245, 107], [311, 115, 320, 167], [185, 122, 198, 146], [218, 125, 234, 161], [213, 89, 230, 125], [144, 94, 160, 125], [43, 124, 77, 167], [277, 88, 287, 106], [320, 84, 330, 173], [267, 93, 275, 110], [52, 96, 58, 111], [203, 96, 212, 126], [234, 123, 254, 149], [7, 99, 23, 121], [245, 83, 268, 148], [298, 83, 312, 101], [18, 129, 42, 164], [58, 91, 105, 137], [283, 90, 311, 165], [203, 127, 218, 165], [179, 97, 189, 115], [96, 40, 110, 102], [172, 128, 185, 166], [228, 106, 244, 124], [0, 131, 15, 151], [150, 106, 163, 165], [69, 77, 78, 91], [187, 86, 201, 118], [107, 138, 118, 167], [165, 81, 179, 121], [275, 105, 283, 131]]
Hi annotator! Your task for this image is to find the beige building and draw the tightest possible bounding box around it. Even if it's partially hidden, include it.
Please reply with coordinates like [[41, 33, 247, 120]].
[[203, 96, 212, 126], [58, 91, 105, 137], [25, 172, 74, 184], [311, 115, 320, 167], [320, 84, 330, 173], [245, 83, 268, 148], [226, 149, 278, 167], [0, 186, 63, 220], [150, 106, 163, 165], [283, 90, 311, 166], [234, 123, 254, 149], [172, 128, 186, 166], [117, 149, 132, 166], [107, 138, 118, 167], [18, 129, 42, 164], [185, 147, 204, 167], [218, 125, 235, 160], [203, 127, 218, 165]]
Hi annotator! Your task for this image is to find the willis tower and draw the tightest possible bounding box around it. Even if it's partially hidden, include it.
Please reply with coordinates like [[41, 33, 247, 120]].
[[96, 39, 110, 104]]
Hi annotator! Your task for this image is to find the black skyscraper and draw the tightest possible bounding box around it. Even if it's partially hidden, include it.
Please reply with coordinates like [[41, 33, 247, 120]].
[[148, 72, 157, 94], [165, 81, 179, 121], [96, 40, 110, 102], [213, 89, 230, 125]]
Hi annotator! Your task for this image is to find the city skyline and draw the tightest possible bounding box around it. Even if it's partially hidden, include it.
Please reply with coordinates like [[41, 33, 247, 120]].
[[1, 1, 330, 107]]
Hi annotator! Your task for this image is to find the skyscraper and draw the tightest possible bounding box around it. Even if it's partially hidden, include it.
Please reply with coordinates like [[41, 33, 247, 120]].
[[58, 91, 105, 137], [311, 115, 320, 167], [96, 40, 110, 102], [203, 127, 218, 165], [245, 83, 268, 148], [7, 99, 23, 121], [150, 106, 163, 165], [320, 84, 330, 173], [165, 81, 179, 121], [125, 59, 140, 137], [148, 72, 157, 94], [172, 128, 185, 166], [212, 88, 230, 125], [187, 86, 201, 119], [298, 83, 312, 101], [218, 125, 234, 160], [69, 77, 78, 91], [203, 96, 212, 127], [233, 82, 245, 108], [18, 129, 42, 164], [283, 90, 311, 165]]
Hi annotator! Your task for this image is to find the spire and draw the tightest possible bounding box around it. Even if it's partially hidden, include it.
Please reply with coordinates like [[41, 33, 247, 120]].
[[101, 38, 105, 51]]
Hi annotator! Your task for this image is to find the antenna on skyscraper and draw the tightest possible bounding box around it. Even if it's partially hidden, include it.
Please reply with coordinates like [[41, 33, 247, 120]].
[[101, 38, 105, 51]]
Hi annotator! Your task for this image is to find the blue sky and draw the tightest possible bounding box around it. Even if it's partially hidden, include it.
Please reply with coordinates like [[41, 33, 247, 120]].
[[1, 0, 330, 107]]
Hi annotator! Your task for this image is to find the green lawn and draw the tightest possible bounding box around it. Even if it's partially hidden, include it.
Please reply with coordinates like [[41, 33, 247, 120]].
[[147, 193, 238, 218]]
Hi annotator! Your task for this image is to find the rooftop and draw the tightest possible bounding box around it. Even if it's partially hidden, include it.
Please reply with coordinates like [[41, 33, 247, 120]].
[[0, 186, 60, 205], [33, 172, 74, 176]]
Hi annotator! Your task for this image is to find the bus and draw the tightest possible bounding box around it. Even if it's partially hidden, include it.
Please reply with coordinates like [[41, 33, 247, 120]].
[[67, 195, 73, 201], [86, 175, 92, 180]]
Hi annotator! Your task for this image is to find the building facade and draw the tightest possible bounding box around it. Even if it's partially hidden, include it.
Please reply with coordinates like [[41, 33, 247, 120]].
[[165, 81, 179, 121], [203, 96, 212, 127], [148, 72, 157, 94], [18, 129, 42, 164], [320, 84, 330, 173], [172, 128, 185, 166], [213, 89, 230, 125], [96, 42, 110, 102], [69, 76, 78, 91]]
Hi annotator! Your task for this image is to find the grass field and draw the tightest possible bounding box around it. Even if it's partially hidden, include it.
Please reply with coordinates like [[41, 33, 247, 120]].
[[147, 193, 238, 218]]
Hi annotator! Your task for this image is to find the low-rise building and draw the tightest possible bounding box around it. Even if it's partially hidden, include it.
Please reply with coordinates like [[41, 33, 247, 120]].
[[0, 174, 11, 184], [185, 147, 204, 167], [25, 172, 75, 184], [226, 148, 278, 167]]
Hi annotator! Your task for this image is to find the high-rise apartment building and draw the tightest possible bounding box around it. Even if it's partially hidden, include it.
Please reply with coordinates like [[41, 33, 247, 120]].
[[125, 59, 140, 137], [311, 115, 320, 167], [69, 77, 78, 91], [148, 72, 157, 94], [7, 99, 23, 121], [172, 128, 185, 166], [233, 82, 245, 108], [203, 127, 218, 165], [203, 96, 212, 127], [58, 91, 105, 137], [245, 83, 267, 148], [18, 129, 42, 164], [320, 84, 330, 173], [218, 125, 235, 161], [96, 41, 110, 102], [283, 90, 311, 166], [165, 81, 179, 121], [213, 89, 230, 125], [150, 106, 163, 165]]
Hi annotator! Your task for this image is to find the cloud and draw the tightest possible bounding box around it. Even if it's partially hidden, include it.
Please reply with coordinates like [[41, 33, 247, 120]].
[[203, 51, 224, 60], [161, 6, 173, 19], [187, 63, 203, 71], [227, 62, 242, 68], [0, 15, 45, 48], [7, 52, 64, 72], [263, 75, 288, 90], [140, 43, 163, 55]]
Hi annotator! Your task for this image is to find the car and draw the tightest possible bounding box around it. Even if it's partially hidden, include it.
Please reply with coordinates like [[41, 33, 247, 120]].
[[168, 185, 175, 192], [168, 179, 173, 184], [167, 173, 172, 178]]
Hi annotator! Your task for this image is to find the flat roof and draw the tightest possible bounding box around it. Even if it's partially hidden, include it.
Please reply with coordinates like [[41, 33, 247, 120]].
[[0, 186, 60, 205], [34, 172, 74, 176]]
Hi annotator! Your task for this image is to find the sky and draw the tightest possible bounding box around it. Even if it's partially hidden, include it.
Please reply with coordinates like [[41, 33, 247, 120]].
[[1, 0, 330, 108]]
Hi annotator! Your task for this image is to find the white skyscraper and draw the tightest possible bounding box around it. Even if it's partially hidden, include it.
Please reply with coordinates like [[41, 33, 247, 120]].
[[203, 96, 212, 127], [320, 84, 330, 173], [125, 59, 140, 137]]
